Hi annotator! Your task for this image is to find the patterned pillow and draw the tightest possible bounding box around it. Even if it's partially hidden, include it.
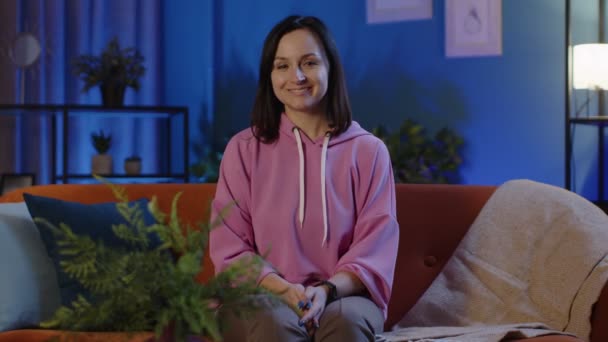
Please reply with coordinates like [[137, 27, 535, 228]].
[[23, 193, 158, 307]]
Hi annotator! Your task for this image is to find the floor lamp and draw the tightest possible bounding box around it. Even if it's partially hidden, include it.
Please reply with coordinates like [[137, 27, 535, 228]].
[[565, 0, 608, 204]]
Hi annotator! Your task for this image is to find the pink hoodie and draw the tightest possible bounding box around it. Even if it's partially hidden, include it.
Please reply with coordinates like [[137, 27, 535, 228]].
[[209, 114, 399, 318]]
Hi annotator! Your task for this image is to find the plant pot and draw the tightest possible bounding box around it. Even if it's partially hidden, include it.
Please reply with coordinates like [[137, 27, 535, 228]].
[[92, 154, 113, 175], [100, 82, 126, 107], [124, 159, 142, 175]]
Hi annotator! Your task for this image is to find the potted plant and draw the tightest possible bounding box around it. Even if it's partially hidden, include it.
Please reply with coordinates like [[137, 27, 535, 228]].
[[373, 119, 464, 184], [190, 150, 222, 183], [124, 155, 142, 175], [72, 37, 146, 107], [91, 130, 112, 175], [190, 120, 229, 183], [36, 179, 267, 341]]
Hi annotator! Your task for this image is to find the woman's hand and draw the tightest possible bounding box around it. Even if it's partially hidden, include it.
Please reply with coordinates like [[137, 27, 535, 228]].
[[299, 285, 328, 335], [275, 282, 318, 335], [279, 282, 310, 313], [259, 273, 310, 315]]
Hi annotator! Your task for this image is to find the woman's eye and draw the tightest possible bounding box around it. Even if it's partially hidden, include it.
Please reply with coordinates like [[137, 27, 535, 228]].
[[275, 64, 288, 70], [303, 61, 318, 67]]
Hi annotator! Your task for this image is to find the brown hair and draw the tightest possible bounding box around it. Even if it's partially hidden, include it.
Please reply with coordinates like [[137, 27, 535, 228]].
[[250, 15, 352, 143]]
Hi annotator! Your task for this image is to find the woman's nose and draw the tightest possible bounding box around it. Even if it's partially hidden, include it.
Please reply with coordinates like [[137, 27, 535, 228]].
[[292, 67, 306, 83]]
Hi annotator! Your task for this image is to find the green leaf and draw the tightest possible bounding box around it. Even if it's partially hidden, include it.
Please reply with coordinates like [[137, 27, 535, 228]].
[[177, 253, 201, 276], [372, 118, 464, 184]]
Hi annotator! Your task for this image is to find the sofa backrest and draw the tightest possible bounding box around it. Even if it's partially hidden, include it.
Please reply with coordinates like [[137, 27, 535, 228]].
[[0, 182, 496, 329], [388, 183, 496, 328], [0, 183, 219, 284]]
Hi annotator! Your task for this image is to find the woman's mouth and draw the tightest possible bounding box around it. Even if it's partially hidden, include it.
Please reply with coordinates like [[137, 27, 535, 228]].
[[288, 87, 311, 95]]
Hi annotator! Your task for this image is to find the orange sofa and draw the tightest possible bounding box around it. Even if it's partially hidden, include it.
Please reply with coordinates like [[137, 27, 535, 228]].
[[0, 183, 606, 342]]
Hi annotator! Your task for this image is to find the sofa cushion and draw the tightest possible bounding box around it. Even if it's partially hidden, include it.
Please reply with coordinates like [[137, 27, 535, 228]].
[[23, 193, 158, 307], [0, 203, 61, 331]]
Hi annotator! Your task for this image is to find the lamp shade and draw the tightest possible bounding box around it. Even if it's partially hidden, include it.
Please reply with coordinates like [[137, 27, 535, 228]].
[[573, 43, 608, 89]]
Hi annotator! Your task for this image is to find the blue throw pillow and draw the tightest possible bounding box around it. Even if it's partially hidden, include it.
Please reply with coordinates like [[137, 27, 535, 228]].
[[23, 193, 159, 307]]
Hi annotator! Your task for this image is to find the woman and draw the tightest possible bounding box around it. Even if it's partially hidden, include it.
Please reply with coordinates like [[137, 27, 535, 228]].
[[210, 15, 399, 341]]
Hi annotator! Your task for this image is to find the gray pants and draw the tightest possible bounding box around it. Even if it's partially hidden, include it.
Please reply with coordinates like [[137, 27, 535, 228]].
[[220, 295, 384, 342]]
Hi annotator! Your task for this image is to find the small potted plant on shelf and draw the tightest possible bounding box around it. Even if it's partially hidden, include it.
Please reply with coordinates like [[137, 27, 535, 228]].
[[72, 36, 146, 107], [124, 155, 142, 175], [91, 130, 112, 175]]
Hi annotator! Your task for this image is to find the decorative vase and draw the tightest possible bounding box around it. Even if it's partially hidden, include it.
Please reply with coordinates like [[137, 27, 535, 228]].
[[91, 154, 113, 175], [100, 82, 126, 107], [124, 158, 142, 175]]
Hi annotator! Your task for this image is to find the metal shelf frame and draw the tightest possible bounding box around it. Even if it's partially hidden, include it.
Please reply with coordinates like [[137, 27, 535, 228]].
[[0, 104, 190, 184], [564, 0, 607, 203]]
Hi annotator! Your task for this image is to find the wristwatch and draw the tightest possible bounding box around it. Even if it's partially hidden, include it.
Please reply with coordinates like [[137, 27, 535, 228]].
[[317, 280, 338, 304]]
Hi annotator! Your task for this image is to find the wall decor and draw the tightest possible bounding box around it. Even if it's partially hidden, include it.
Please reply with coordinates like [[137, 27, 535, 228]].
[[367, 0, 433, 24], [445, 0, 502, 57], [0, 21, 53, 102], [0, 173, 35, 195]]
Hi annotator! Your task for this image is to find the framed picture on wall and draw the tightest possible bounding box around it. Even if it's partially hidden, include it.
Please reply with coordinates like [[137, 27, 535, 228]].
[[445, 0, 502, 57], [0, 173, 35, 195], [367, 0, 433, 24]]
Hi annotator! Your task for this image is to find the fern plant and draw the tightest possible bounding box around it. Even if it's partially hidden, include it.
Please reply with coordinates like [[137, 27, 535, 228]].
[[36, 177, 267, 341]]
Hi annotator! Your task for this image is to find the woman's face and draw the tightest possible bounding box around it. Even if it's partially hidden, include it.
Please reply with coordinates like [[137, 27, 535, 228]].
[[271, 28, 329, 118]]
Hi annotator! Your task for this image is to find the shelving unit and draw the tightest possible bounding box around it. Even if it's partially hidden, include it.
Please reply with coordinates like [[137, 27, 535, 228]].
[[0, 104, 189, 184], [564, 0, 608, 212], [566, 116, 607, 203]]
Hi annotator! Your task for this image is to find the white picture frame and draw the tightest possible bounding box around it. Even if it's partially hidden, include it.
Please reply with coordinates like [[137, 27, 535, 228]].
[[445, 0, 502, 58], [367, 0, 433, 24]]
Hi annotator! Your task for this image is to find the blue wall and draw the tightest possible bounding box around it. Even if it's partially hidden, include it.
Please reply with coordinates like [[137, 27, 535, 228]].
[[162, 0, 215, 171], [164, 0, 604, 199]]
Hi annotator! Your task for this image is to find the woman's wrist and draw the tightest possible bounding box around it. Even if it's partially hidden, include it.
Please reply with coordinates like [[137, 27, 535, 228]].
[[316, 280, 338, 303], [259, 272, 291, 294], [325, 271, 366, 299]]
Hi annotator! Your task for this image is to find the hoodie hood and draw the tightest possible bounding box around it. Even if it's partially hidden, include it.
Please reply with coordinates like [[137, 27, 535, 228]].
[[278, 113, 371, 247], [278, 113, 371, 147]]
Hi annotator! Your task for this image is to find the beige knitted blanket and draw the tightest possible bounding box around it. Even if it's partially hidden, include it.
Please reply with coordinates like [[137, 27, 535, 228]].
[[381, 179, 608, 342], [377, 323, 575, 342]]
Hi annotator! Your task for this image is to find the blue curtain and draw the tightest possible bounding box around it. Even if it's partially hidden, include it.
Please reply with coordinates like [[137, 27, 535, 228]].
[[1, 0, 163, 184]]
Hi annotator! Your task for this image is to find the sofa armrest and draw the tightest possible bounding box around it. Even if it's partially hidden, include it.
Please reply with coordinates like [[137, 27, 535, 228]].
[[591, 281, 608, 342]]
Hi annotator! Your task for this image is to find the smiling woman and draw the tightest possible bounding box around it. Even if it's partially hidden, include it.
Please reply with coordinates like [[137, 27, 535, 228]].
[[250, 15, 352, 144], [270, 29, 329, 137], [210, 15, 399, 342]]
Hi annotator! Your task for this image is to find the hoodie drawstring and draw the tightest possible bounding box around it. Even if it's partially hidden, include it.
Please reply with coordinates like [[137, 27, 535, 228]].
[[292, 127, 331, 247], [293, 128, 305, 228], [320, 133, 330, 246]]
